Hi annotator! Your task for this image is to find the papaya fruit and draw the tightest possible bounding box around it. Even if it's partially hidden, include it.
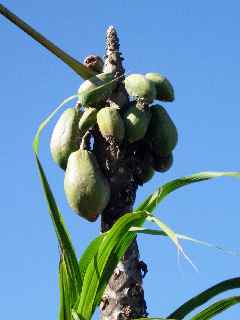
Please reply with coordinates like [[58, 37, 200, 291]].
[[50, 108, 82, 170], [78, 107, 98, 136], [78, 72, 115, 107], [64, 150, 110, 221], [124, 101, 151, 143], [97, 106, 125, 141], [153, 152, 173, 172], [124, 74, 156, 103], [145, 72, 174, 102], [146, 105, 178, 156]]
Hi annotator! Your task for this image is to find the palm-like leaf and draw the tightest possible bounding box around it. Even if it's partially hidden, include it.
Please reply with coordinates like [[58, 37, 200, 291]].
[[0, 4, 95, 79], [190, 296, 240, 320], [33, 96, 81, 315], [168, 277, 240, 319], [137, 172, 240, 214], [76, 211, 148, 320]]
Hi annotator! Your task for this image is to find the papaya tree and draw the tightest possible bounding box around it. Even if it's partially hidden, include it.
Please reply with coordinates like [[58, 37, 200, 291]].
[[1, 4, 240, 320]]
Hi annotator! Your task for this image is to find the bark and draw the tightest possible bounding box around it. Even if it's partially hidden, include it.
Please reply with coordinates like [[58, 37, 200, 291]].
[[92, 26, 148, 320]]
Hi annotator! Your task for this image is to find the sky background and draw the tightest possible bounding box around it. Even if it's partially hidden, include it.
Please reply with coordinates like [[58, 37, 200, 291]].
[[1, 1, 240, 319]]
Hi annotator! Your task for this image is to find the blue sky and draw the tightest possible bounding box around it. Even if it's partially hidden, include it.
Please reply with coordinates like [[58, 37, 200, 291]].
[[1, 1, 240, 319]]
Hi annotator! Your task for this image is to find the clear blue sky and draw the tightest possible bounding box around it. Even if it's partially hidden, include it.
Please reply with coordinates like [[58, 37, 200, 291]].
[[1, 1, 240, 319]]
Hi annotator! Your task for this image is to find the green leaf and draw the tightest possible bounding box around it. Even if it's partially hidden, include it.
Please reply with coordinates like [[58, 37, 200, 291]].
[[78, 74, 123, 107], [137, 171, 240, 214], [76, 211, 148, 320], [168, 277, 240, 319], [146, 215, 197, 270], [0, 4, 95, 79], [130, 227, 240, 256], [93, 230, 137, 310], [33, 96, 81, 307], [78, 234, 104, 284], [71, 310, 81, 320], [59, 256, 72, 320], [190, 296, 240, 320]]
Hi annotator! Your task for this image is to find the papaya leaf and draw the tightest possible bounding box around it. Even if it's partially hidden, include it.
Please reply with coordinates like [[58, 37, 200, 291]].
[[71, 310, 81, 320], [130, 227, 240, 256], [168, 277, 240, 319], [190, 296, 240, 320], [78, 74, 123, 107], [0, 4, 95, 79], [76, 211, 148, 320], [146, 215, 197, 271], [59, 255, 72, 320], [137, 171, 240, 214], [93, 230, 137, 310], [33, 96, 81, 305], [78, 234, 104, 285]]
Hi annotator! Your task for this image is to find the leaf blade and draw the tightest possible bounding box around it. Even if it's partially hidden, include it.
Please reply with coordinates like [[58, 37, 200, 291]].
[[137, 172, 240, 214], [168, 277, 240, 319], [33, 96, 81, 307], [76, 211, 147, 320], [190, 296, 240, 320], [0, 4, 95, 79]]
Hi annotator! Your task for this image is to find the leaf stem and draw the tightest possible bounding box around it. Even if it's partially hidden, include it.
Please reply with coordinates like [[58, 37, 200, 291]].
[[0, 4, 95, 79]]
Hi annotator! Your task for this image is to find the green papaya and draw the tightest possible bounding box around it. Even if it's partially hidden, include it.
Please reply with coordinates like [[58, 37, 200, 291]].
[[78, 107, 98, 136], [50, 108, 82, 170], [124, 101, 151, 143], [78, 72, 115, 107], [153, 153, 173, 172], [124, 74, 156, 103], [97, 106, 125, 141], [64, 150, 110, 221], [145, 72, 174, 102], [146, 105, 178, 156]]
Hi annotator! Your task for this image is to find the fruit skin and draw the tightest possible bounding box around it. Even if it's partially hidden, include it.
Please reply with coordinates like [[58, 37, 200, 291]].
[[78, 72, 114, 107], [145, 72, 174, 102], [64, 150, 110, 222], [153, 152, 173, 172], [78, 107, 98, 136], [124, 101, 151, 143], [97, 106, 125, 141], [50, 108, 82, 170], [124, 74, 156, 103], [146, 105, 178, 156]]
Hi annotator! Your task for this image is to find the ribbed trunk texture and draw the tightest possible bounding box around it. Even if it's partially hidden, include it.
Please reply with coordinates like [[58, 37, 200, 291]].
[[93, 26, 148, 320]]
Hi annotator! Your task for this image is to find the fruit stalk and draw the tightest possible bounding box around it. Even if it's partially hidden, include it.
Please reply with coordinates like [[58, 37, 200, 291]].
[[94, 26, 148, 320]]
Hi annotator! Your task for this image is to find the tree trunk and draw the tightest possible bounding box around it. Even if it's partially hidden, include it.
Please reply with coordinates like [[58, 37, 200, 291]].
[[92, 26, 148, 320]]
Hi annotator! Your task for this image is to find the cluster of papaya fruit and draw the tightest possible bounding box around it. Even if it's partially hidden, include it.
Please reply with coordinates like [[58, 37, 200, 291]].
[[50, 71, 177, 222]]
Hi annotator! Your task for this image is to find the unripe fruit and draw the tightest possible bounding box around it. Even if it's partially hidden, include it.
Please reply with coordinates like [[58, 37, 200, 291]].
[[78, 72, 114, 107], [124, 101, 151, 143], [124, 74, 156, 103], [97, 106, 125, 141], [50, 108, 82, 170], [64, 150, 110, 222], [153, 153, 173, 172], [78, 107, 98, 136], [147, 105, 178, 156], [145, 72, 174, 102]]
